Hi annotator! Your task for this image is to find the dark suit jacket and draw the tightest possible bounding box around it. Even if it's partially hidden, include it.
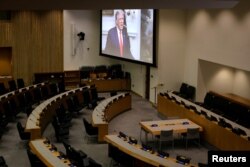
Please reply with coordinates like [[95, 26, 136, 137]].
[[104, 27, 134, 59]]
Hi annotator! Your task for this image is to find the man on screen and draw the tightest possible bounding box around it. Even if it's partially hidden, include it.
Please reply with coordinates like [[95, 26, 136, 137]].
[[104, 10, 134, 59]]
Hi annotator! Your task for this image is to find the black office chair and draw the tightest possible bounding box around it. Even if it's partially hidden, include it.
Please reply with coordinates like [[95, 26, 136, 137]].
[[3, 98, 18, 121], [23, 90, 34, 116], [156, 129, 174, 150], [17, 78, 25, 89], [82, 118, 98, 143], [40, 85, 49, 100], [49, 83, 58, 97], [0, 112, 8, 130], [52, 118, 70, 142], [0, 83, 7, 95], [8, 80, 17, 91], [16, 122, 31, 140], [66, 97, 82, 114], [182, 128, 200, 149], [26, 148, 46, 167], [87, 157, 102, 167], [139, 118, 153, 144], [0, 156, 8, 167], [82, 88, 91, 108], [69, 147, 88, 167]]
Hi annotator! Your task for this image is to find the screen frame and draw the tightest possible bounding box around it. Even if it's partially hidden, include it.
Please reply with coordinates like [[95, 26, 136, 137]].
[[99, 9, 157, 67]]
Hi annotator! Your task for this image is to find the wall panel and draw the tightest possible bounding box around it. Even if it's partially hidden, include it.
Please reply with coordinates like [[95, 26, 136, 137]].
[[0, 10, 63, 85]]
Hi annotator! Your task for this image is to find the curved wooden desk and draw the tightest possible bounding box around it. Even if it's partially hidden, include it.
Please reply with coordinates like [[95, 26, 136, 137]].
[[92, 93, 132, 142], [25, 86, 89, 139], [157, 92, 250, 151], [105, 135, 197, 167], [26, 86, 90, 167], [29, 139, 72, 167]]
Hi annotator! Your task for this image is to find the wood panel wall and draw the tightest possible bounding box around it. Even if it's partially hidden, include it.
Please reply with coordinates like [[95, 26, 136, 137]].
[[0, 10, 63, 85]]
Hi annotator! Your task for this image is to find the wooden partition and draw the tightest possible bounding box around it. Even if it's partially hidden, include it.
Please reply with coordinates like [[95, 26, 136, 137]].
[[92, 93, 132, 142], [29, 139, 71, 167], [157, 92, 250, 151]]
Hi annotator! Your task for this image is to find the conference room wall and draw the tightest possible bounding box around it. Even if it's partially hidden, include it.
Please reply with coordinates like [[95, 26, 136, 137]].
[[183, 1, 250, 100], [62, 3, 250, 103], [197, 60, 250, 102], [63, 10, 115, 70]]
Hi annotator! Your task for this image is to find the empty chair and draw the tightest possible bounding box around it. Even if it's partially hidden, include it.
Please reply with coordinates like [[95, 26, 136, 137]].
[[32, 87, 42, 104], [62, 141, 88, 166], [0, 83, 7, 95], [110, 91, 117, 97], [56, 105, 72, 124], [140, 119, 153, 143], [202, 92, 215, 110], [89, 85, 99, 108], [179, 83, 188, 97], [40, 85, 49, 100], [16, 122, 30, 140], [52, 120, 70, 142], [82, 118, 98, 143], [0, 112, 8, 131], [49, 83, 58, 97], [16, 92, 26, 113], [58, 81, 65, 93], [17, 78, 25, 89], [82, 88, 91, 108], [26, 148, 46, 167], [182, 128, 200, 149], [23, 90, 34, 115], [66, 96, 82, 114], [8, 80, 17, 91], [186, 85, 196, 101], [69, 147, 88, 167], [156, 129, 174, 150], [62, 141, 72, 157], [2, 98, 18, 121], [0, 156, 8, 167]]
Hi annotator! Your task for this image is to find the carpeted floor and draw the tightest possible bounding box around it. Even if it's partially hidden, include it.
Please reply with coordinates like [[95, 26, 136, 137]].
[[0, 92, 215, 167]]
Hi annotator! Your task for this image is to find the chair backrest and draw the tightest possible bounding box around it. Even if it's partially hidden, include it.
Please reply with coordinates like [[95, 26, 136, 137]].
[[17, 78, 25, 89], [8, 80, 17, 91], [82, 89, 90, 104], [0, 156, 7, 166], [179, 83, 188, 95], [187, 128, 200, 139], [160, 129, 173, 141], [87, 157, 102, 167], [0, 83, 7, 95], [62, 141, 72, 156], [17, 122, 24, 132]]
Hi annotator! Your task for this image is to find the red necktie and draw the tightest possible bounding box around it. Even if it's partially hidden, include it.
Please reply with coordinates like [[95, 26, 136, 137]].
[[119, 30, 123, 56]]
